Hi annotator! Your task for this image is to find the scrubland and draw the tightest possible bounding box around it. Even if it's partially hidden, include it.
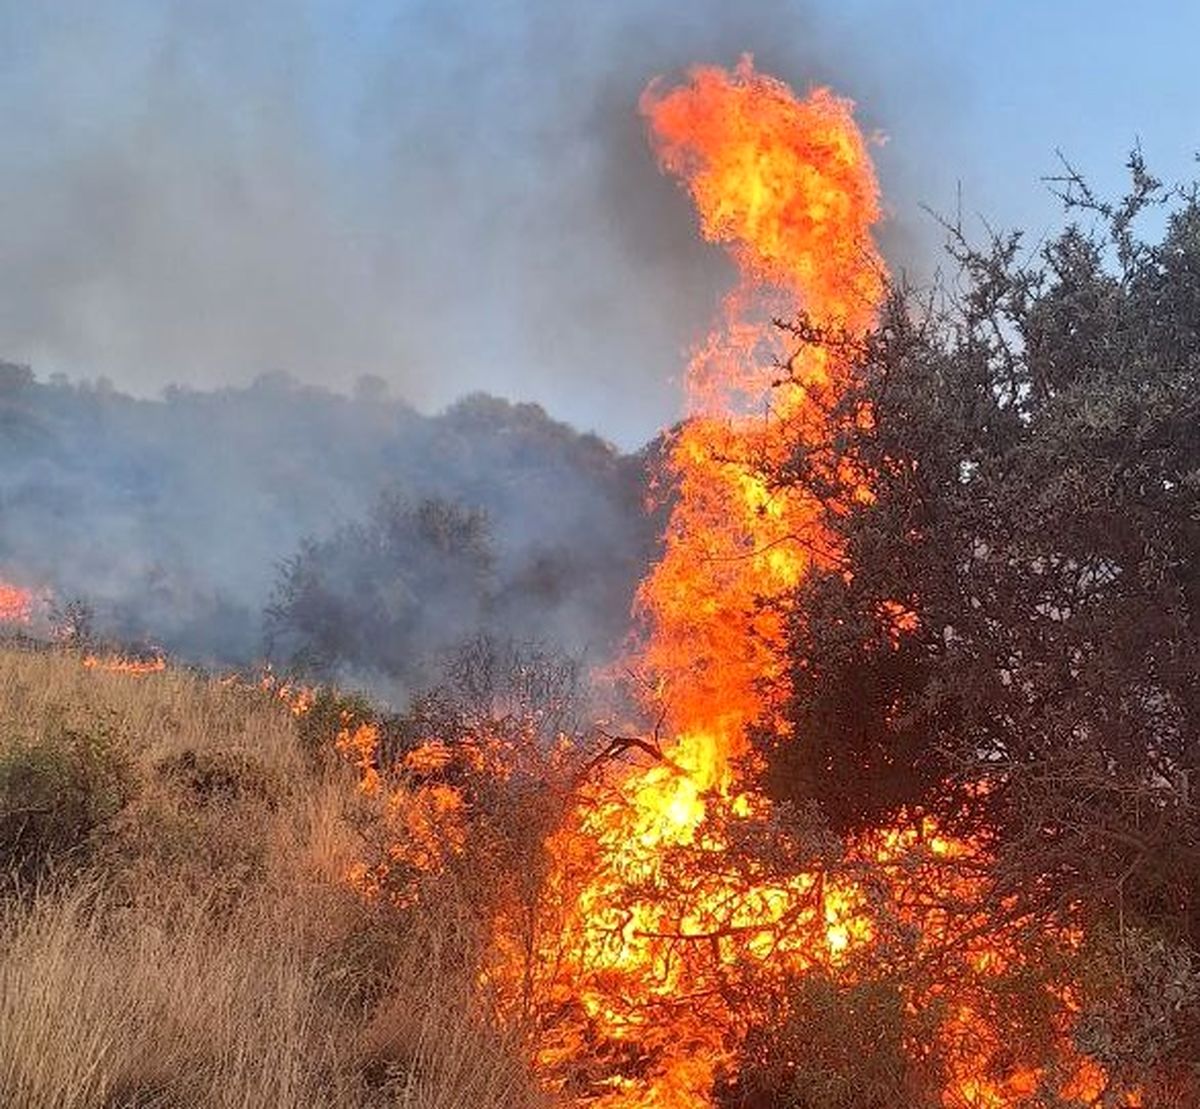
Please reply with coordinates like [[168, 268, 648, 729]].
[[0, 644, 543, 1109]]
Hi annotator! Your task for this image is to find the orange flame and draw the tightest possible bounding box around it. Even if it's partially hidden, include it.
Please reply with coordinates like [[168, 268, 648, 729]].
[[635, 55, 883, 798], [519, 59, 1130, 1107], [332, 59, 1141, 1108], [509, 59, 889, 1106], [256, 670, 317, 717], [0, 578, 37, 625], [81, 653, 167, 675]]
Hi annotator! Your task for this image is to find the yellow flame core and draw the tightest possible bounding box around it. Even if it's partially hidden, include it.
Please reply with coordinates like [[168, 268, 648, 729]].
[[81, 654, 167, 675]]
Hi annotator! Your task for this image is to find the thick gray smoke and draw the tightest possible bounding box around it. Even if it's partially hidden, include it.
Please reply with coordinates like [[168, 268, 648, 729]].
[[0, 363, 661, 690], [0, 2, 971, 692], [0, 1, 964, 447]]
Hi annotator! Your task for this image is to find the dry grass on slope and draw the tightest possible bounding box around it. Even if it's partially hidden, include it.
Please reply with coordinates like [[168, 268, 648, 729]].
[[0, 644, 545, 1109]]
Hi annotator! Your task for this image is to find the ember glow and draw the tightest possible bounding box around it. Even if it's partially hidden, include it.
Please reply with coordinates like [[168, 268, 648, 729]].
[[335, 59, 1141, 1108], [255, 670, 317, 717], [81, 653, 167, 675], [0, 578, 37, 625]]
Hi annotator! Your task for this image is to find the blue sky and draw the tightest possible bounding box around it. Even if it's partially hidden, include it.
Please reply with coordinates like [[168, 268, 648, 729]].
[[1, 2, 1197, 445]]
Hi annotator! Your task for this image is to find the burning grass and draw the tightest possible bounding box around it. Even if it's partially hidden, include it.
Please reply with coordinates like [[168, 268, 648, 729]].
[[0, 644, 546, 1109], [0, 638, 1185, 1108]]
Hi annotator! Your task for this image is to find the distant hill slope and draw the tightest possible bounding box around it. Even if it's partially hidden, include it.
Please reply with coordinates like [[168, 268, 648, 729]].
[[0, 364, 663, 676]]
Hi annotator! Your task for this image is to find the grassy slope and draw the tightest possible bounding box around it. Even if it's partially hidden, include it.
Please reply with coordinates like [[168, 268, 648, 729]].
[[0, 645, 541, 1109]]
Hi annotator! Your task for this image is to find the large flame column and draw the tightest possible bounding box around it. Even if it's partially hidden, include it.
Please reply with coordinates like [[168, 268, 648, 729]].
[[523, 58, 887, 1109]]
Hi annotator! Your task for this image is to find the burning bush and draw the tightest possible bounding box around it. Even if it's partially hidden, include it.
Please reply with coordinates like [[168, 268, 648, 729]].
[[755, 158, 1200, 1092], [331, 636, 591, 927]]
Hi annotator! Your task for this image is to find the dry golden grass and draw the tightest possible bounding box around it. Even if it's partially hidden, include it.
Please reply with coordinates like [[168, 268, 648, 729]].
[[0, 644, 545, 1109], [0, 646, 302, 769]]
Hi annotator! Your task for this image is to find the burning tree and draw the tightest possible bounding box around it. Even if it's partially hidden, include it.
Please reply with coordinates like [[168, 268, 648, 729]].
[[329, 61, 1183, 1109], [757, 156, 1200, 1098]]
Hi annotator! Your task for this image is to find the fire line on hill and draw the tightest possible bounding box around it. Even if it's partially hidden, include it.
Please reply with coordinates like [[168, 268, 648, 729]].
[[0, 579, 36, 626]]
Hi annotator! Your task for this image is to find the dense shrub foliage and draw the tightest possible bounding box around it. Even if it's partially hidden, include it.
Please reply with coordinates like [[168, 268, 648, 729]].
[[0, 718, 132, 890], [758, 164, 1200, 1080]]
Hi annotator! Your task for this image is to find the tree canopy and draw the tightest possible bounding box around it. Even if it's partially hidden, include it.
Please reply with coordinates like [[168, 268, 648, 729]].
[[761, 160, 1200, 955]]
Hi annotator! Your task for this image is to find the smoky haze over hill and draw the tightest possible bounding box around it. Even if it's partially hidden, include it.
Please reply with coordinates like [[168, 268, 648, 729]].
[[0, 1, 966, 447], [1, 2, 952, 690], [0, 363, 661, 694]]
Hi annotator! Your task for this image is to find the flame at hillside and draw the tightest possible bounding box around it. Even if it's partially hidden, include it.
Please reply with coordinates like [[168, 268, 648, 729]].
[[634, 58, 883, 800], [0, 579, 35, 625], [334, 60, 1142, 1109], [0, 576, 55, 630], [81, 653, 167, 675]]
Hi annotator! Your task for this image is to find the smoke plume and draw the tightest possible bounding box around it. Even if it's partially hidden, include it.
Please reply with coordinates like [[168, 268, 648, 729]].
[[0, 1, 963, 446]]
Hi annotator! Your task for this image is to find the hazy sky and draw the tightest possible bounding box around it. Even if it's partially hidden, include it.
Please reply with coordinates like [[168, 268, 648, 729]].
[[2, 2, 1197, 446]]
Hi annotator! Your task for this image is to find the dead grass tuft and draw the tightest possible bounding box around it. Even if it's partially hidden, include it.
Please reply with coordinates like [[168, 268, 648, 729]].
[[0, 645, 546, 1109]]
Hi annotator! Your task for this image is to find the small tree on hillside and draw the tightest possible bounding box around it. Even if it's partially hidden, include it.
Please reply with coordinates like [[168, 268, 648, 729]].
[[265, 493, 493, 688], [759, 158, 1200, 967]]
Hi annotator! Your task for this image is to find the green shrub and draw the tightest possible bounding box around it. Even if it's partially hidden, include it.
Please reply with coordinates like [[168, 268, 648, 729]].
[[155, 747, 283, 810], [93, 746, 290, 913], [294, 686, 379, 766], [0, 718, 133, 890], [1076, 925, 1200, 1091]]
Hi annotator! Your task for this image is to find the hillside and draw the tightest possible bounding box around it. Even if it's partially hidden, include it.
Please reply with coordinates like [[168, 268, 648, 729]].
[[0, 644, 544, 1108], [0, 366, 660, 678]]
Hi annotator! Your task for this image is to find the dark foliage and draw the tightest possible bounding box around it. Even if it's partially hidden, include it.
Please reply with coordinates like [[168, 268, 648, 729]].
[[266, 495, 494, 689], [0, 373, 660, 670], [715, 975, 925, 1109], [760, 160, 1200, 952]]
